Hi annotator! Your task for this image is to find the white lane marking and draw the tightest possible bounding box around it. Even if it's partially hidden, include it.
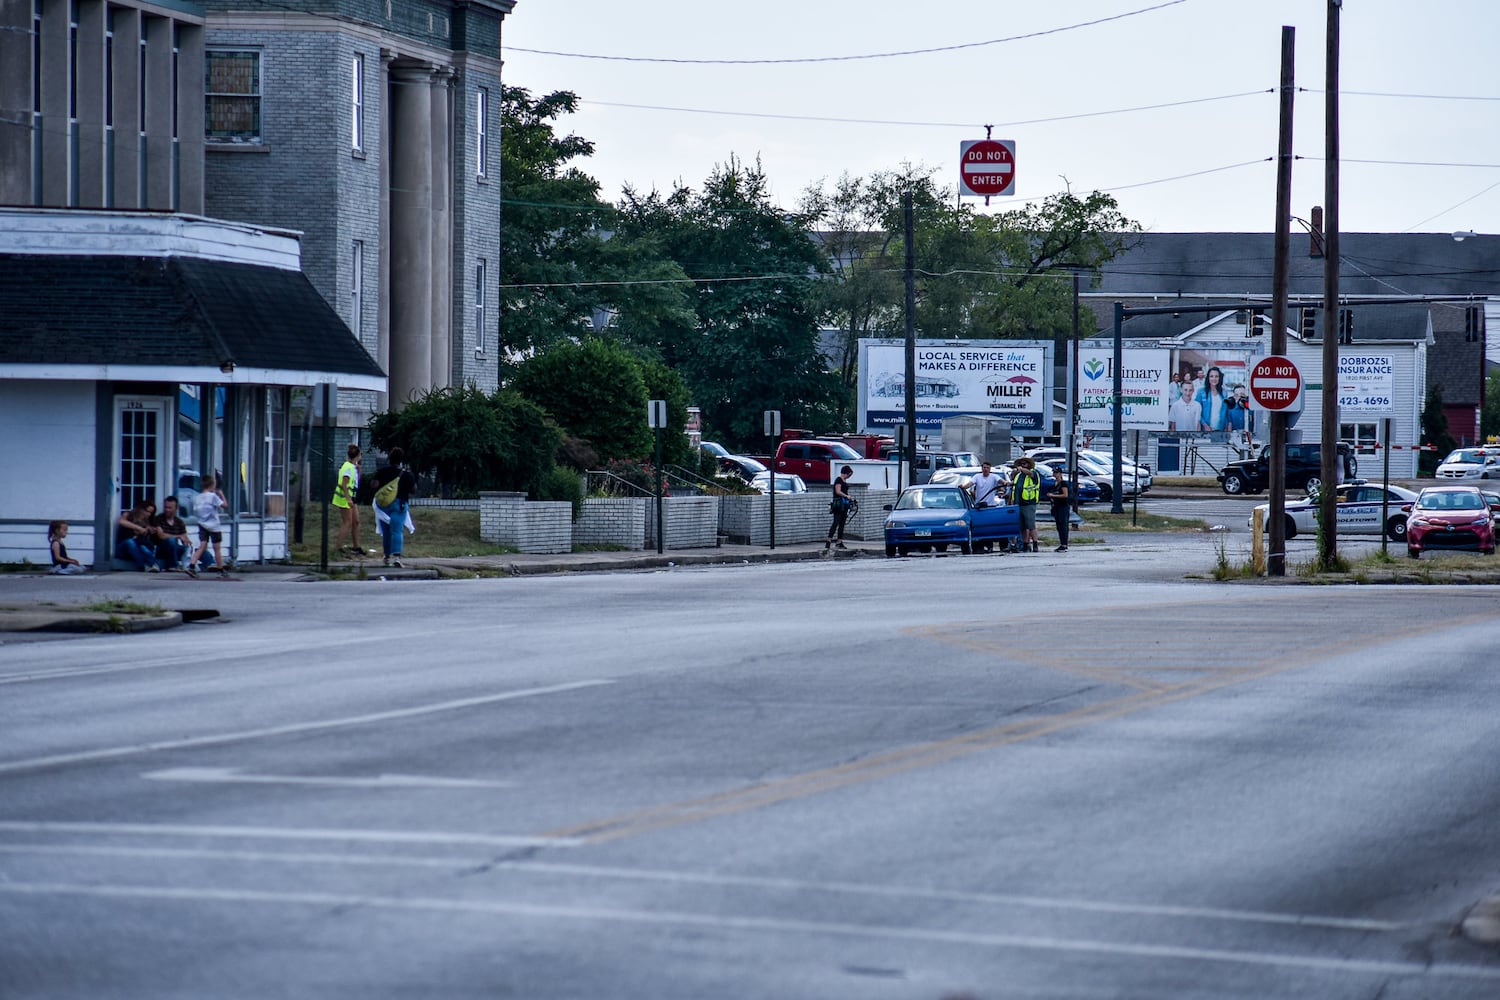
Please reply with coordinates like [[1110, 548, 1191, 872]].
[[0, 678, 612, 776], [0, 822, 576, 849], [1, 881, 1495, 981], [140, 767, 515, 789], [0, 844, 1404, 934]]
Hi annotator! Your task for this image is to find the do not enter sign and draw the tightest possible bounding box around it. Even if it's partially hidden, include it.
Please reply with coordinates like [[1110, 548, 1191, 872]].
[[1249, 355, 1301, 410], [960, 139, 1016, 198]]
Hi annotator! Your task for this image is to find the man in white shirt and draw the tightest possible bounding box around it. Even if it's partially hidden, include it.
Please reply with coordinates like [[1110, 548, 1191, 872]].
[[967, 461, 1005, 508]]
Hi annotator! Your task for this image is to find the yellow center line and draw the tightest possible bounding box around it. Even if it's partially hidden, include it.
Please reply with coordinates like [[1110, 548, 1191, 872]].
[[545, 600, 1500, 845]]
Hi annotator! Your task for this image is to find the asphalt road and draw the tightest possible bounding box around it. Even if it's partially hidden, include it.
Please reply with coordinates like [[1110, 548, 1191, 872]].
[[3, 536, 1500, 999]]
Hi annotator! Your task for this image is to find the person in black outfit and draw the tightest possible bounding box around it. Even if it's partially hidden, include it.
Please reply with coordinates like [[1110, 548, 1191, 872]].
[[825, 465, 854, 551], [1048, 471, 1071, 552]]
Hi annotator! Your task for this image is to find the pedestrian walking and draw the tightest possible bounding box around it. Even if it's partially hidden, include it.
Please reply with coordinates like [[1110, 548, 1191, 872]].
[[1047, 471, 1071, 552], [825, 465, 854, 551]]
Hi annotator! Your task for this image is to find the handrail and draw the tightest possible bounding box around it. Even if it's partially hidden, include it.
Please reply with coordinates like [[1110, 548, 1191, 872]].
[[585, 470, 657, 498]]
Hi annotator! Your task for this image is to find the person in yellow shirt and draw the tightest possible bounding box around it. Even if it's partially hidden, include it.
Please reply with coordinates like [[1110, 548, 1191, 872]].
[[332, 443, 369, 556]]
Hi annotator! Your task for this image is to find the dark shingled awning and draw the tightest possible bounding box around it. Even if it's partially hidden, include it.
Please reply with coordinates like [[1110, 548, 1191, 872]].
[[0, 254, 385, 388]]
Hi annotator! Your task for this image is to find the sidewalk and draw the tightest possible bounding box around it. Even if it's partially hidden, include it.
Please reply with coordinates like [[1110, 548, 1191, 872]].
[[0, 541, 872, 634]]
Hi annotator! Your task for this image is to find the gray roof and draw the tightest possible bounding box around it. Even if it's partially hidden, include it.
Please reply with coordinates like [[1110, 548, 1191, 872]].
[[1093, 231, 1500, 299], [0, 254, 385, 386]]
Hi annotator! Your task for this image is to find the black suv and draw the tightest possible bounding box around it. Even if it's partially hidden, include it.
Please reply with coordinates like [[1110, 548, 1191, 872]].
[[1219, 442, 1356, 495]]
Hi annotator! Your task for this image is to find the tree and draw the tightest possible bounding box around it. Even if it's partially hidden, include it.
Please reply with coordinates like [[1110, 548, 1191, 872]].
[[615, 157, 842, 449], [1482, 369, 1500, 443], [367, 386, 562, 497], [511, 338, 653, 463], [500, 87, 695, 362], [1420, 383, 1457, 475]]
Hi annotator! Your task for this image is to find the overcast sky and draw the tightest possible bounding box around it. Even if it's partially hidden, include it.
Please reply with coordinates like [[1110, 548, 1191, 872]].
[[503, 0, 1500, 236]]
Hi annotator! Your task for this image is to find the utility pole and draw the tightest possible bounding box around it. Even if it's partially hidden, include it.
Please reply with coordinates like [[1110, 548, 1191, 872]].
[[903, 190, 917, 485], [1267, 25, 1295, 577], [1320, 0, 1342, 570]]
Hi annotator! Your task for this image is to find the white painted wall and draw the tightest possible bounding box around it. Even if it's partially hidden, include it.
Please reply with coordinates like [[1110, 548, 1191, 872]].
[[0, 381, 99, 564]]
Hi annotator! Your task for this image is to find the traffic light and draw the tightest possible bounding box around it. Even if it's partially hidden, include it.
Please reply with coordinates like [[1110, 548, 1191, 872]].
[[1300, 306, 1317, 339], [1249, 311, 1265, 337], [1338, 308, 1354, 343]]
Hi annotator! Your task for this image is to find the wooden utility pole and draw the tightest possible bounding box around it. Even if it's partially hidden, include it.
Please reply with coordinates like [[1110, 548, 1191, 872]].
[[903, 190, 917, 485], [1320, 0, 1342, 570], [1267, 25, 1295, 577]]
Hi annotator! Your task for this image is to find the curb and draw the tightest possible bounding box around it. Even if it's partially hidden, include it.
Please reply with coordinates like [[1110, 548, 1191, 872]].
[[8, 610, 184, 634]]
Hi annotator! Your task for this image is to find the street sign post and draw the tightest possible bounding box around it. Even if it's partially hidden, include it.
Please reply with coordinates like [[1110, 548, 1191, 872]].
[[959, 139, 1016, 200], [1249, 355, 1301, 411]]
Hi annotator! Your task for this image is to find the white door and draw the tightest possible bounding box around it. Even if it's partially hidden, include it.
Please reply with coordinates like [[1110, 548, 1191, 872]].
[[113, 396, 172, 518]]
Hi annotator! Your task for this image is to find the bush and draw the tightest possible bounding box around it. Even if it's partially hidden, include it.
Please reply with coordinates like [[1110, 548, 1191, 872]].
[[536, 466, 584, 519]]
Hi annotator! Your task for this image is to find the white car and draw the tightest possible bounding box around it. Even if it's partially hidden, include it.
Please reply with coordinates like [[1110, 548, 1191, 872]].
[[1026, 448, 1152, 491], [749, 471, 808, 494], [1248, 482, 1419, 541], [1434, 447, 1500, 480]]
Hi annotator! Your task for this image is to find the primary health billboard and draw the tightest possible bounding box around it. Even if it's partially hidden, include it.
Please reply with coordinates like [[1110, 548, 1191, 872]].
[[859, 340, 1050, 432]]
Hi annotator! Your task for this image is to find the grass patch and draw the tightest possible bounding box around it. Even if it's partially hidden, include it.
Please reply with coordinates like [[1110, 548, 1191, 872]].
[[288, 505, 515, 563], [80, 598, 164, 615], [1077, 510, 1210, 532]]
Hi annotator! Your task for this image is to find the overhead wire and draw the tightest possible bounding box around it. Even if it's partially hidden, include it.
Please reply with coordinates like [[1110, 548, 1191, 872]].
[[508, 1, 1187, 65]]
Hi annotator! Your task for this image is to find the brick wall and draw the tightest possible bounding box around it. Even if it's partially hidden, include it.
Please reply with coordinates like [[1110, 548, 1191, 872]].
[[645, 496, 720, 550], [719, 486, 897, 545], [574, 497, 646, 549], [478, 491, 570, 554]]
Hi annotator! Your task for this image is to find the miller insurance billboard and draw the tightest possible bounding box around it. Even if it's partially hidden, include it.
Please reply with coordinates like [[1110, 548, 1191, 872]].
[[858, 340, 1051, 433]]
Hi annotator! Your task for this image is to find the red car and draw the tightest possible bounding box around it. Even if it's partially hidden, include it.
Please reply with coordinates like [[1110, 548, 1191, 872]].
[[1405, 486, 1497, 558]]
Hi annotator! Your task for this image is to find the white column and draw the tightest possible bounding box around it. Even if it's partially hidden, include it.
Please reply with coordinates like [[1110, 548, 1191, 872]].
[[429, 68, 453, 390], [387, 62, 434, 408]]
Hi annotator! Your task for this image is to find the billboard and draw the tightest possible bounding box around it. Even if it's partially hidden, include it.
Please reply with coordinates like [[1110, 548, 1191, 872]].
[[859, 340, 1049, 432], [1078, 348, 1171, 431], [1165, 347, 1258, 445]]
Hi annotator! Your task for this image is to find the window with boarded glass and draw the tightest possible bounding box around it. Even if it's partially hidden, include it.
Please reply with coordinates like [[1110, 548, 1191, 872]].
[[205, 49, 260, 142]]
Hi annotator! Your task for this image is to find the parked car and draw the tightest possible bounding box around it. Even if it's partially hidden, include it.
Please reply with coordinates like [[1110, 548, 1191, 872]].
[[717, 454, 768, 481], [774, 439, 864, 485], [749, 472, 808, 494], [1026, 448, 1152, 490], [930, 465, 1093, 520], [1405, 486, 1497, 558], [912, 450, 980, 485], [882, 485, 1020, 557], [1069, 454, 1145, 500], [1434, 447, 1500, 480], [1248, 482, 1420, 541], [1218, 441, 1356, 495]]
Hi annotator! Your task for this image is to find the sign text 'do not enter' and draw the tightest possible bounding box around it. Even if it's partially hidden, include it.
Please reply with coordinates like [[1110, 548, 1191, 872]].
[[1249, 355, 1301, 410]]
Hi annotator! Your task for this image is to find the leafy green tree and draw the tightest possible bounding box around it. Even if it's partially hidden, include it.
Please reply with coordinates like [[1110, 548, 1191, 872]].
[[367, 386, 561, 497], [615, 156, 842, 449], [511, 338, 653, 462], [500, 87, 695, 362], [1482, 370, 1500, 443], [637, 356, 694, 466], [1419, 383, 1457, 475]]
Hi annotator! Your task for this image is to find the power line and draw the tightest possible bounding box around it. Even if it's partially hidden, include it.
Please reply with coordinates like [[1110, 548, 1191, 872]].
[[582, 89, 1270, 131], [1301, 88, 1500, 103], [509, 1, 1187, 65]]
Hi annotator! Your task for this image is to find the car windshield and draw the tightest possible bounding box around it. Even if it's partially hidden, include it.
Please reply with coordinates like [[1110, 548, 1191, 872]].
[[1443, 449, 1484, 465], [827, 442, 862, 460], [1419, 490, 1485, 511], [895, 488, 966, 511], [948, 452, 978, 467]]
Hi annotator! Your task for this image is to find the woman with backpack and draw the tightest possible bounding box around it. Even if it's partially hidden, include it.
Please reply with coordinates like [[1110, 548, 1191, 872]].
[[370, 447, 417, 568]]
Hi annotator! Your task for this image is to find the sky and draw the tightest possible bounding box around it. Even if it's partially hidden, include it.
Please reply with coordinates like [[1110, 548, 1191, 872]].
[[502, 0, 1500, 236]]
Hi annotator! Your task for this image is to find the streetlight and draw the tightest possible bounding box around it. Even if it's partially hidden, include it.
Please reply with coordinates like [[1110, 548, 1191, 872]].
[[1453, 231, 1479, 242]]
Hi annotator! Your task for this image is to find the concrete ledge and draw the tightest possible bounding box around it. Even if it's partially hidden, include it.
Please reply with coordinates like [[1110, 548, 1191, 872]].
[[0, 610, 183, 633]]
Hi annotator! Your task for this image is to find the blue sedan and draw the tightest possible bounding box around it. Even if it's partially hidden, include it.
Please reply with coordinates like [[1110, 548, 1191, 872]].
[[882, 485, 1021, 557]]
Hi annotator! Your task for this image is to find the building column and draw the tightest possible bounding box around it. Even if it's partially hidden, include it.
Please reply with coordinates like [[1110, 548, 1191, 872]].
[[429, 68, 453, 391], [387, 62, 434, 408], [141, 13, 173, 209], [175, 23, 204, 214], [0, 0, 30, 204], [39, 0, 70, 205], [75, 0, 106, 207], [377, 49, 395, 412], [109, 6, 141, 208]]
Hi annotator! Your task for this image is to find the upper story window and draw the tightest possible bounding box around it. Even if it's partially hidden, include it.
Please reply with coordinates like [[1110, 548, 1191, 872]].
[[351, 53, 364, 151], [476, 87, 488, 178], [474, 259, 487, 353], [205, 49, 261, 143]]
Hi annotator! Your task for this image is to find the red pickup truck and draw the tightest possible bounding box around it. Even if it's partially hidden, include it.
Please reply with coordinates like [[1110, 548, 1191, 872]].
[[774, 439, 865, 485]]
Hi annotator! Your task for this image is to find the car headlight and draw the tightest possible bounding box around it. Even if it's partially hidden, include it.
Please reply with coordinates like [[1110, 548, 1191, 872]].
[[944, 519, 967, 527], [1411, 516, 1434, 526], [1473, 517, 1492, 527], [887, 521, 906, 529]]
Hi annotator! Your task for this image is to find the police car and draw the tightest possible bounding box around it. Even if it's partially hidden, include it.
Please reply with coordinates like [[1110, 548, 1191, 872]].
[[1248, 482, 1419, 541]]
